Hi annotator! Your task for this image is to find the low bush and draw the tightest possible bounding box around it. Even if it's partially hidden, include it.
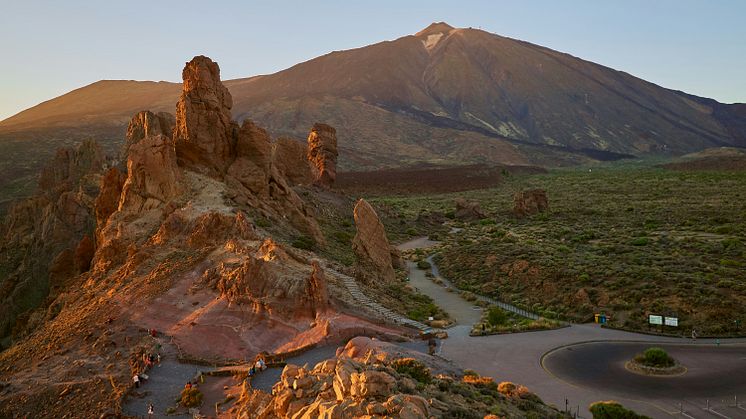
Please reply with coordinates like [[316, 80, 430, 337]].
[[291, 235, 315, 250], [392, 358, 432, 384], [635, 347, 675, 368], [180, 387, 203, 408], [589, 400, 650, 419]]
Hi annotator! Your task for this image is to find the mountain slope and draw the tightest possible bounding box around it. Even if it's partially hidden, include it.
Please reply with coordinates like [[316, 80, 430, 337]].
[[1, 22, 745, 202]]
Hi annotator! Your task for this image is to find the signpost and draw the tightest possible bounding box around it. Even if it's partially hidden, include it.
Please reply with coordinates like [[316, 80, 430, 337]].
[[649, 315, 663, 325], [664, 317, 678, 327]]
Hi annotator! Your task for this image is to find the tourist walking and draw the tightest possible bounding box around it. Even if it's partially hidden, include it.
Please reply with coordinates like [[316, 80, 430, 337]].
[[147, 402, 154, 418], [133, 374, 140, 388]]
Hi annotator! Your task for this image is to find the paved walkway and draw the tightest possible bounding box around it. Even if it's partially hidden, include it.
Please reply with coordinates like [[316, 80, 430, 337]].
[[397, 237, 746, 419]]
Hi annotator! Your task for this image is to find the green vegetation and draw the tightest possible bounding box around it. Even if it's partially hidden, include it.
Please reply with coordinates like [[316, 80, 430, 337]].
[[391, 358, 432, 384], [373, 162, 746, 335], [180, 387, 203, 408], [634, 347, 675, 368], [290, 235, 316, 251], [474, 306, 561, 335], [589, 401, 650, 419]]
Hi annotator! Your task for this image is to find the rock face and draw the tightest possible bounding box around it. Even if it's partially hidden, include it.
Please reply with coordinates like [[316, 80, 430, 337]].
[[205, 238, 330, 320], [307, 123, 338, 188], [174, 55, 236, 171], [352, 199, 396, 282], [0, 140, 104, 348], [454, 197, 486, 220], [38, 139, 105, 192], [123, 110, 175, 159], [118, 134, 182, 214], [513, 189, 549, 217], [273, 137, 313, 185]]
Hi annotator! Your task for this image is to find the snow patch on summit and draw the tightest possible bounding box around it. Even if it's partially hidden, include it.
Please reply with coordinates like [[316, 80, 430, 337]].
[[422, 33, 443, 51]]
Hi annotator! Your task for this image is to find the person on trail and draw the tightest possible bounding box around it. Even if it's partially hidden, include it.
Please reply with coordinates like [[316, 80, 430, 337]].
[[185, 382, 192, 390], [157, 353, 161, 366], [692, 328, 698, 340], [133, 374, 140, 388], [255, 357, 266, 371], [147, 402, 154, 418], [428, 337, 437, 355]]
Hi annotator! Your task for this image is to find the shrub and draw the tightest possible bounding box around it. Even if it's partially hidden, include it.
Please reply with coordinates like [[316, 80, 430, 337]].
[[255, 217, 271, 228], [487, 307, 508, 326], [630, 237, 649, 246], [589, 401, 650, 419], [391, 358, 431, 384], [635, 347, 674, 368], [180, 387, 203, 408], [417, 260, 432, 270], [291, 235, 315, 250]]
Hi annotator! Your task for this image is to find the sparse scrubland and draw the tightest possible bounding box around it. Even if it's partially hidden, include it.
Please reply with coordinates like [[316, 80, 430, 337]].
[[374, 161, 746, 336]]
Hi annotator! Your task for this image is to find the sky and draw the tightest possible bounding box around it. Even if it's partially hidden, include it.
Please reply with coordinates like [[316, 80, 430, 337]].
[[1, 0, 745, 121]]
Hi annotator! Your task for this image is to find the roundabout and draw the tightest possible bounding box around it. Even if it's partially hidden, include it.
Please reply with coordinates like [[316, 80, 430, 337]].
[[542, 342, 746, 401]]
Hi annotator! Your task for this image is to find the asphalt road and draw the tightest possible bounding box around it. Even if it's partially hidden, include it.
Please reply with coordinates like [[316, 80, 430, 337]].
[[543, 342, 746, 401], [398, 237, 746, 418]]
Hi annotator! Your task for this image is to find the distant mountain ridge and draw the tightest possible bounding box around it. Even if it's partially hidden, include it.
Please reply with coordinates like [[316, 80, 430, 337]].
[[1, 22, 745, 198]]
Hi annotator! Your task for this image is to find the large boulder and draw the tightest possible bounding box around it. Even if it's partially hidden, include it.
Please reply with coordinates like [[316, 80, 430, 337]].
[[273, 137, 313, 185], [118, 134, 182, 214], [513, 189, 548, 217], [307, 123, 338, 188], [352, 199, 396, 283], [174, 55, 236, 172], [454, 197, 486, 220]]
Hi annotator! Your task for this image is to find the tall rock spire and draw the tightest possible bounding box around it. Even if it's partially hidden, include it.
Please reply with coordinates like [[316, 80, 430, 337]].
[[174, 55, 236, 171]]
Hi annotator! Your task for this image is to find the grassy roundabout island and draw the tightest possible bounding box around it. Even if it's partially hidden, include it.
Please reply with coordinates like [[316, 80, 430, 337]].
[[625, 347, 686, 376]]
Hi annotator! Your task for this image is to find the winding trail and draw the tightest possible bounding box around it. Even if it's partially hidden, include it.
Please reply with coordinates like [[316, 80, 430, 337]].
[[398, 237, 746, 419]]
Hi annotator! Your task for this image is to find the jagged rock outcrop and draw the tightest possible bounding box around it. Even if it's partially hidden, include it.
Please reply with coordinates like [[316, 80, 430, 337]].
[[0, 140, 104, 348], [118, 134, 182, 214], [352, 199, 396, 282], [202, 237, 329, 320], [93, 167, 125, 239], [273, 137, 313, 185], [454, 197, 486, 220], [307, 123, 338, 188], [174, 55, 236, 172], [38, 139, 105, 191], [227, 119, 272, 195], [122, 110, 175, 159], [513, 189, 549, 217]]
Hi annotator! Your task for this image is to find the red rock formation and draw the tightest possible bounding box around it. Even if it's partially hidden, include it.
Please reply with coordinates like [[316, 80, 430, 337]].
[[352, 199, 396, 282], [513, 189, 549, 217], [307, 123, 338, 188], [0, 140, 104, 346], [123, 110, 175, 158], [174, 55, 236, 172], [38, 139, 104, 191], [73, 235, 94, 273], [94, 167, 125, 234], [454, 197, 486, 220], [273, 137, 313, 185], [227, 120, 272, 195], [118, 134, 182, 214]]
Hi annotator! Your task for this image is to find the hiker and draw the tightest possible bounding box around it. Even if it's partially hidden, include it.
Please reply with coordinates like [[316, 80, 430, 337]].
[[428, 337, 437, 355], [133, 374, 140, 388], [691, 328, 697, 340], [156, 353, 161, 366], [185, 382, 192, 390], [248, 367, 255, 378], [147, 402, 154, 418], [255, 357, 266, 371]]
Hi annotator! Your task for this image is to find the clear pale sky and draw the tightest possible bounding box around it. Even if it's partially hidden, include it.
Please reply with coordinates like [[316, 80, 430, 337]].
[[1, 0, 745, 121]]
